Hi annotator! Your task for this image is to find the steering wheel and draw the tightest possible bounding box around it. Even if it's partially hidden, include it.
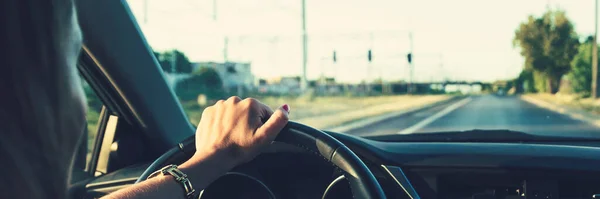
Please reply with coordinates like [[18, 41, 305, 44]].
[[137, 121, 386, 199]]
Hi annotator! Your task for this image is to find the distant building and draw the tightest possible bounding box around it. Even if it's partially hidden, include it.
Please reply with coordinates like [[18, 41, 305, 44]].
[[258, 76, 302, 94], [191, 62, 254, 92], [317, 76, 336, 86], [316, 76, 340, 94]]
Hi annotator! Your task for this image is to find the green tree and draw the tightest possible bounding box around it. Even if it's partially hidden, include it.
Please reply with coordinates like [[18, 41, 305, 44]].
[[175, 67, 225, 100], [514, 69, 536, 93], [153, 51, 171, 72], [568, 36, 597, 95], [533, 71, 548, 93], [172, 50, 193, 73], [155, 50, 193, 73], [513, 10, 579, 94]]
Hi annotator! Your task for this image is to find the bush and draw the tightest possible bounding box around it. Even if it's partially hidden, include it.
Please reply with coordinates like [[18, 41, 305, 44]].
[[568, 39, 597, 95]]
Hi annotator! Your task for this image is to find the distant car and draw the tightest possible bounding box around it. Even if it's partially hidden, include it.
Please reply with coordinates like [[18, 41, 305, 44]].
[[497, 90, 505, 96]]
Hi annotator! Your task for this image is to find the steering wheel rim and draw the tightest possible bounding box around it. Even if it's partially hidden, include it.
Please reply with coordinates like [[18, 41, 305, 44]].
[[137, 121, 386, 199]]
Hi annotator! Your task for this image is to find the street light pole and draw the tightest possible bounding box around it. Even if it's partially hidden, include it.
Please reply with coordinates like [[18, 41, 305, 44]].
[[593, 0, 599, 98]]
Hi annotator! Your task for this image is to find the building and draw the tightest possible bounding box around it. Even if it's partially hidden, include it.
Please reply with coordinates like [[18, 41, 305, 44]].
[[258, 76, 302, 94], [316, 76, 341, 94], [191, 62, 255, 92]]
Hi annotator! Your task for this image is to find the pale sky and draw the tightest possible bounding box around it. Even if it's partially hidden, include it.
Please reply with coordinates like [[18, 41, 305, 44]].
[[126, 0, 599, 83]]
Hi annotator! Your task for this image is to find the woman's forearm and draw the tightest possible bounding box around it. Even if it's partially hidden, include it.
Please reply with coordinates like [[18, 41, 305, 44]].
[[101, 151, 234, 199], [102, 98, 289, 199]]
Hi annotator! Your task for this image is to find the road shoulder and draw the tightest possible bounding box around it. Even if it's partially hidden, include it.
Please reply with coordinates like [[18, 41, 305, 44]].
[[521, 95, 600, 128]]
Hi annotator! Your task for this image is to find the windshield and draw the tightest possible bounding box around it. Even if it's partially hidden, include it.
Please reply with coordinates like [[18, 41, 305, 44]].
[[127, 0, 600, 140]]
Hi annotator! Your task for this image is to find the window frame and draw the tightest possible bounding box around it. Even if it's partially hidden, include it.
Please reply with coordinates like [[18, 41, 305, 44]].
[[77, 46, 154, 176], [77, 48, 123, 176]]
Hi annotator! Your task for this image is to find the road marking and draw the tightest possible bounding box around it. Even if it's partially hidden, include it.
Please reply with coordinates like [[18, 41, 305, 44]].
[[397, 97, 472, 134]]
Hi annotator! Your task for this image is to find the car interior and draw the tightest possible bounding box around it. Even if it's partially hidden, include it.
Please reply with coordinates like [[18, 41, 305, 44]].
[[69, 1, 600, 199]]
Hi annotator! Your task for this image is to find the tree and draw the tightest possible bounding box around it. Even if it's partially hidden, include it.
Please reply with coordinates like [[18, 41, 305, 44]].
[[513, 10, 579, 94], [153, 51, 172, 72], [172, 50, 193, 73], [513, 69, 537, 94], [154, 50, 193, 73], [568, 36, 598, 95], [192, 67, 223, 87], [175, 67, 225, 100]]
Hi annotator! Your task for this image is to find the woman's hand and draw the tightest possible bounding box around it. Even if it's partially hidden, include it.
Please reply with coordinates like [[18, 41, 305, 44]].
[[180, 96, 290, 177], [103, 97, 289, 199]]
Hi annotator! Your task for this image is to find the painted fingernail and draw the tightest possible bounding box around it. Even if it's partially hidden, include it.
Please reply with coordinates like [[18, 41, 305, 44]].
[[282, 104, 290, 113]]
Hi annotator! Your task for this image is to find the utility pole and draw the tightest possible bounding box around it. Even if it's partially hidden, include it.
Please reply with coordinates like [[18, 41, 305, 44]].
[[213, 0, 217, 21], [143, 0, 148, 24], [301, 0, 308, 90], [223, 36, 229, 62], [593, 0, 599, 98], [379, 64, 385, 94]]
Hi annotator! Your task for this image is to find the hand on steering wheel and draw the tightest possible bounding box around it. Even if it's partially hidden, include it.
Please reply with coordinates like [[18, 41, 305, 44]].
[[183, 96, 289, 170], [138, 96, 386, 199]]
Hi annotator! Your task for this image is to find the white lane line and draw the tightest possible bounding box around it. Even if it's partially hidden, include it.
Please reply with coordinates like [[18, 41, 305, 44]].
[[396, 97, 472, 134]]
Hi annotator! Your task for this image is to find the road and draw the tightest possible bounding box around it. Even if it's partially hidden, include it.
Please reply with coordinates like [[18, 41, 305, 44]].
[[346, 95, 600, 138]]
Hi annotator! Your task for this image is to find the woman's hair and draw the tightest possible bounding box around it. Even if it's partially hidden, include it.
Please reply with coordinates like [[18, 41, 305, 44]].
[[0, 0, 86, 198]]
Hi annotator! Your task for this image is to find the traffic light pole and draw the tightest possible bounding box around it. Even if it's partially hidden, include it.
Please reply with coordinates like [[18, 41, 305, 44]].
[[408, 32, 414, 94], [367, 33, 374, 94]]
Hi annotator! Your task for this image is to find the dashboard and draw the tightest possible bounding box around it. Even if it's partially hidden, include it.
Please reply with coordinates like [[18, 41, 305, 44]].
[[86, 133, 600, 199], [407, 167, 600, 199]]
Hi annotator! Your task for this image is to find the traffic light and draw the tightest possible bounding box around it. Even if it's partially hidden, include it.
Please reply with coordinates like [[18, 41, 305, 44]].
[[333, 50, 337, 63], [407, 53, 412, 64], [368, 49, 372, 62]]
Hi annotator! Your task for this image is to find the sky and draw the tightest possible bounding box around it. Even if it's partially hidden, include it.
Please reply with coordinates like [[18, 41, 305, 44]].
[[126, 0, 599, 83]]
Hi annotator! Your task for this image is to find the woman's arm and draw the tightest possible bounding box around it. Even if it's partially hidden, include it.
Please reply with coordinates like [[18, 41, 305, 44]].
[[102, 97, 289, 199]]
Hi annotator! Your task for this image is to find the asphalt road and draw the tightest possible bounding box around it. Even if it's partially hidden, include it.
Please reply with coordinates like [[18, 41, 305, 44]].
[[346, 95, 600, 138]]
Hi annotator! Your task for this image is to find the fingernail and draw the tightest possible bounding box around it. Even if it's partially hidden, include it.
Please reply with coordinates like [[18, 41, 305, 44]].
[[282, 104, 290, 113]]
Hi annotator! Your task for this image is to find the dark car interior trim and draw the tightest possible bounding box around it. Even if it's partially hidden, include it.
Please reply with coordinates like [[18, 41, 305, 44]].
[[322, 175, 347, 198], [381, 165, 420, 199], [77, 0, 194, 153], [197, 172, 276, 199]]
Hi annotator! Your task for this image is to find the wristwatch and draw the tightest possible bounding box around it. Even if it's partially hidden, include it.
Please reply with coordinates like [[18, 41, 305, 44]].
[[147, 164, 196, 199]]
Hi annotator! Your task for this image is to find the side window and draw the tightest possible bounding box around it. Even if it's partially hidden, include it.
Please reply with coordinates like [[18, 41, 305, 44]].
[[82, 80, 103, 169]]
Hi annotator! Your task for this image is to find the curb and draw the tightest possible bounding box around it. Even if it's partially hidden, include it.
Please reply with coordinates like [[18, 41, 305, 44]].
[[520, 95, 600, 128], [325, 96, 460, 133]]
